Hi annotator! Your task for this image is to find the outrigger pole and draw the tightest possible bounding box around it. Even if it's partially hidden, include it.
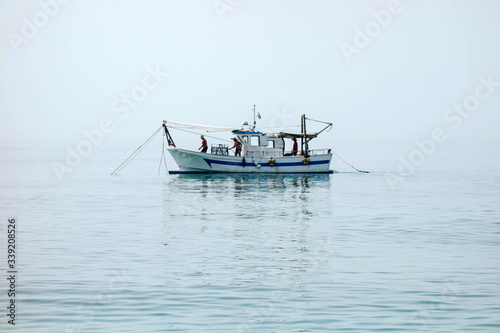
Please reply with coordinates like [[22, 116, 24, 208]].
[[162, 122, 176, 147], [300, 115, 333, 157]]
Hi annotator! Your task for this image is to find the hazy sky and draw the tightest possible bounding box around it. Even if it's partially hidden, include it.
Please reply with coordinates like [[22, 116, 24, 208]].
[[1, 0, 500, 149]]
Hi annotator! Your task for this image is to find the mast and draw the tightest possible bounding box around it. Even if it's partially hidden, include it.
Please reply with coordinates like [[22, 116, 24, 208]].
[[300, 114, 306, 156], [252, 104, 256, 130], [302, 114, 309, 157]]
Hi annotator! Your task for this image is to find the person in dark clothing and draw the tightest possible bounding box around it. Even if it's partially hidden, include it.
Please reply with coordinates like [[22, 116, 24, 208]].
[[199, 135, 208, 153], [230, 137, 242, 156], [291, 137, 298, 156]]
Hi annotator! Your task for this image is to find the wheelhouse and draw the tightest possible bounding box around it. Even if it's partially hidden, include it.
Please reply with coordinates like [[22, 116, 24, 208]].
[[232, 131, 284, 158]]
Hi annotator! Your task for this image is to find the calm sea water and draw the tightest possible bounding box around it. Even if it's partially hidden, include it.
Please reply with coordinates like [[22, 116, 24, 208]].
[[1, 140, 499, 332]]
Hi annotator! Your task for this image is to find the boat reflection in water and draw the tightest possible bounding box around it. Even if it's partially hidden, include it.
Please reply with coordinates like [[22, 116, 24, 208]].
[[160, 172, 336, 303], [162, 173, 333, 221]]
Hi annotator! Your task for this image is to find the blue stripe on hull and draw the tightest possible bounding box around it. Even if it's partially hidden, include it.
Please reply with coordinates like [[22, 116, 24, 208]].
[[203, 158, 330, 168]]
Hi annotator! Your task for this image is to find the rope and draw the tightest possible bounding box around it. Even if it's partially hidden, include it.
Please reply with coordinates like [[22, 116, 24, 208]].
[[167, 126, 233, 143], [257, 125, 301, 130], [158, 132, 168, 176], [305, 117, 332, 125], [331, 150, 369, 173], [111, 126, 162, 175]]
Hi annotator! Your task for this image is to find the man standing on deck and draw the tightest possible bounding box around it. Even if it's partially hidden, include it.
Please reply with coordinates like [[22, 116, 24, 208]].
[[291, 137, 298, 156], [230, 137, 242, 156], [199, 135, 208, 153]]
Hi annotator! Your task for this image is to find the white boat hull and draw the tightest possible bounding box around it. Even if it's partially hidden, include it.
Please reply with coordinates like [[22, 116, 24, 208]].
[[167, 148, 333, 174]]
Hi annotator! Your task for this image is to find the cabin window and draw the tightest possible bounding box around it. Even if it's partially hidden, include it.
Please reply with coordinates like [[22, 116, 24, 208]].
[[251, 136, 260, 146], [267, 140, 275, 148], [242, 136, 248, 143]]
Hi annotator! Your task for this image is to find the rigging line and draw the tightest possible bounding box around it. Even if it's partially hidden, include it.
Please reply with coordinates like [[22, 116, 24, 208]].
[[112, 129, 160, 176], [167, 126, 233, 143], [111, 126, 162, 175], [116, 130, 160, 174], [330, 150, 370, 173], [111, 127, 161, 175], [305, 117, 333, 125], [257, 125, 301, 130], [158, 132, 168, 176]]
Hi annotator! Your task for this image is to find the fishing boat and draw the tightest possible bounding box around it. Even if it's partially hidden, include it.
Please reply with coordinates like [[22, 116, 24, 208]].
[[163, 113, 333, 174], [162, 110, 333, 174], [110, 109, 371, 176]]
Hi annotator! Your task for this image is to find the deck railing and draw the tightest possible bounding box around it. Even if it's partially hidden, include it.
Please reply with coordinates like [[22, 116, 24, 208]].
[[211, 144, 228, 155], [231, 148, 332, 158], [308, 148, 331, 155]]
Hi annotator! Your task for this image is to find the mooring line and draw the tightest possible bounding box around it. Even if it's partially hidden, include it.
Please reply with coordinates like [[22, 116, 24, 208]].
[[331, 150, 369, 173], [158, 132, 169, 176], [111, 126, 162, 175]]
